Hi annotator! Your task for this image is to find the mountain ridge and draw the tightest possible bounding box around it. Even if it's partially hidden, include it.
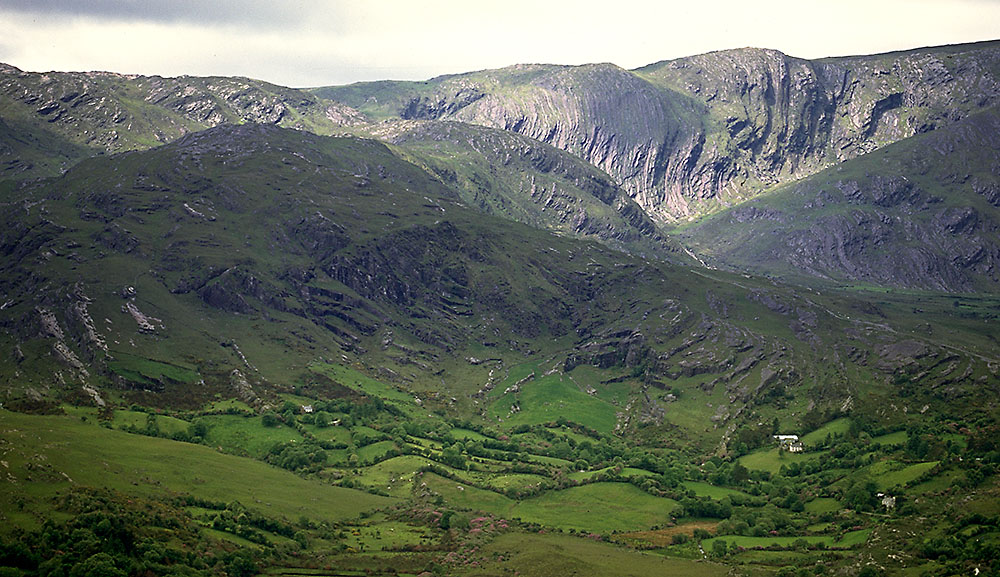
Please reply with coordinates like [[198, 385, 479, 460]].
[[318, 40, 1000, 224]]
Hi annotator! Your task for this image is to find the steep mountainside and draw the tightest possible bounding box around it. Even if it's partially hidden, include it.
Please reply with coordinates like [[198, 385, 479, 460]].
[[0, 63, 362, 180], [2, 124, 995, 436], [679, 106, 1000, 292], [0, 64, 671, 259], [316, 41, 1000, 223], [315, 62, 704, 223], [368, 119, 675, 257]]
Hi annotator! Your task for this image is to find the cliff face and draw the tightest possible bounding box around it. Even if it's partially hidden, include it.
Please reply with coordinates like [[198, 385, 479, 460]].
[[392, 63, 702, 222], [373, 119, 673, 256], [680, 107, 1000, 292], [344, 42, 1000, 223]]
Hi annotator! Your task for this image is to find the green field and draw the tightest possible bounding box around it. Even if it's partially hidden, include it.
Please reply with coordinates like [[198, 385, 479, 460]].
[[738, 446, 820, 474], [0, 410, 393, 530], [487, 371, 619, 433], [111, 409, 192, 436], [353, 455, 438, 496], [681, 481, 749, 499], [805, 497, 842, 514], [872, 430, 908, 446], [511, 483, 680, 533], [450, 428, 491, 441], [309, 362, 424, 417], [467, 531, 727, 577], [869, 460, 940, 490], [801, 418, 851, 445], [200, 413, 305, 457], [422, 472, 515, 513], [704, 528, 871, 551]]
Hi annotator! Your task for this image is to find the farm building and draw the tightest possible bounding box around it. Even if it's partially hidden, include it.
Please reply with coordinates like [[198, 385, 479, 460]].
[[774, 434, 804, 452]]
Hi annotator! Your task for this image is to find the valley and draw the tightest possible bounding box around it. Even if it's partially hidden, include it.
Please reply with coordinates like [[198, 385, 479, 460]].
[[1, 40, 999, 577]]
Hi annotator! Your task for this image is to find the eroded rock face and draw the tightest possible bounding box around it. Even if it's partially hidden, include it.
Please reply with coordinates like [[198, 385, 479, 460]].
[[386, 44, 1000, 223], [681, 104, 1000, 291]]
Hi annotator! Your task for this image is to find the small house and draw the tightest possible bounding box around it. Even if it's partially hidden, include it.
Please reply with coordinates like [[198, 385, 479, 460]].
[[774, 434, 804, 453]]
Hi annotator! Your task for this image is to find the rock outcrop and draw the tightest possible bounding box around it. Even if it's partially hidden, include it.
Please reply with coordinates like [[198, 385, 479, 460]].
[[321, 41, 1000, 223]]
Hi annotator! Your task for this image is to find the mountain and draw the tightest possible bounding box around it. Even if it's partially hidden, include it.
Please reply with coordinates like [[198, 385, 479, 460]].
[[3, 122, 996, 434], [678, 106, 1000, 291], [0, 62, 363, 180], [2, 43, 1000, 577], [370, 119, 675, 257], [0, 64, 673, 260], [316, 41, 1000, 223]]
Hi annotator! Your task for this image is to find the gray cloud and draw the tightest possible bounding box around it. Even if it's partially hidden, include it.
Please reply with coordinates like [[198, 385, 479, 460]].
[[0, 0, 332, 27]]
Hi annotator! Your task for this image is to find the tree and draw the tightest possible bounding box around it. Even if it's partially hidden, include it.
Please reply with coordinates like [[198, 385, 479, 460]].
[[69, 553, 127, 577], [844, 480, 878, 511], [732, 463, 750, 485], [711, 539, 728, 557], [261, 411, 280, 427], [188, 419, 209, 439], [144, 413, 160, 436]]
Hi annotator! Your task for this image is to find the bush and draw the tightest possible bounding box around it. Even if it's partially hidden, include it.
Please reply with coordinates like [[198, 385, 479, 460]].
[[261, 412, 280, 427], [711, 539, 728, 557]]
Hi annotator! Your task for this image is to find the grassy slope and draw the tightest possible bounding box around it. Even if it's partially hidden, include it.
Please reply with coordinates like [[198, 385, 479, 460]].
[[0, 410, 393, 532], [461, 531, 726, 577]]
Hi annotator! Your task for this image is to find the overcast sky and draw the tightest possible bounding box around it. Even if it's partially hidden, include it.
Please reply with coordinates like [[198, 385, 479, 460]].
[[1, 0, 998, 87]]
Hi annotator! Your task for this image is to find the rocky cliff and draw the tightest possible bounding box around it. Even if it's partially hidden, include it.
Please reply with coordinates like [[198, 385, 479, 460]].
[[318, 41, 1000, 223], [680, 106, 1000, 291]]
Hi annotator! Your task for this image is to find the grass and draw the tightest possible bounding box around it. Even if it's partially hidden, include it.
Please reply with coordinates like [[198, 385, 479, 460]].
[[421, 472, 514, 513], [105, 350, 202, 387], [569, 466, 657, 482], [910, 468, 965, 494], [450, 428, 491, 441], [511, 483, 680, 534], [836, 528, 873, 547], [524, 453, 574, 467], [353, 455, 436, 497], [487, 371, 618, 434], [704, 528, 872, 553], [0, 410, 394, 529], [357, 440, 399, 463], [616, 521, 721, 547], [339, 513, 437, 554], [112, 409, 191, 436], [801, 418, 851, 445], [465, 531, 727, 577], [869, 460, 939, 490], [872, 430, 908, 446], [681, 481, 749, 500], [309, 362, 422, 416], [805, 497, 842, 514], [738, 446, 820, 474], [484, 473, 551, 491], [200, 414, 304, 457]]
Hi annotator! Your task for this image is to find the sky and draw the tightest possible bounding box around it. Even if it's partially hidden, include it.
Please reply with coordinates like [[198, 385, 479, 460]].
[[1, 0, 999, 88]]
